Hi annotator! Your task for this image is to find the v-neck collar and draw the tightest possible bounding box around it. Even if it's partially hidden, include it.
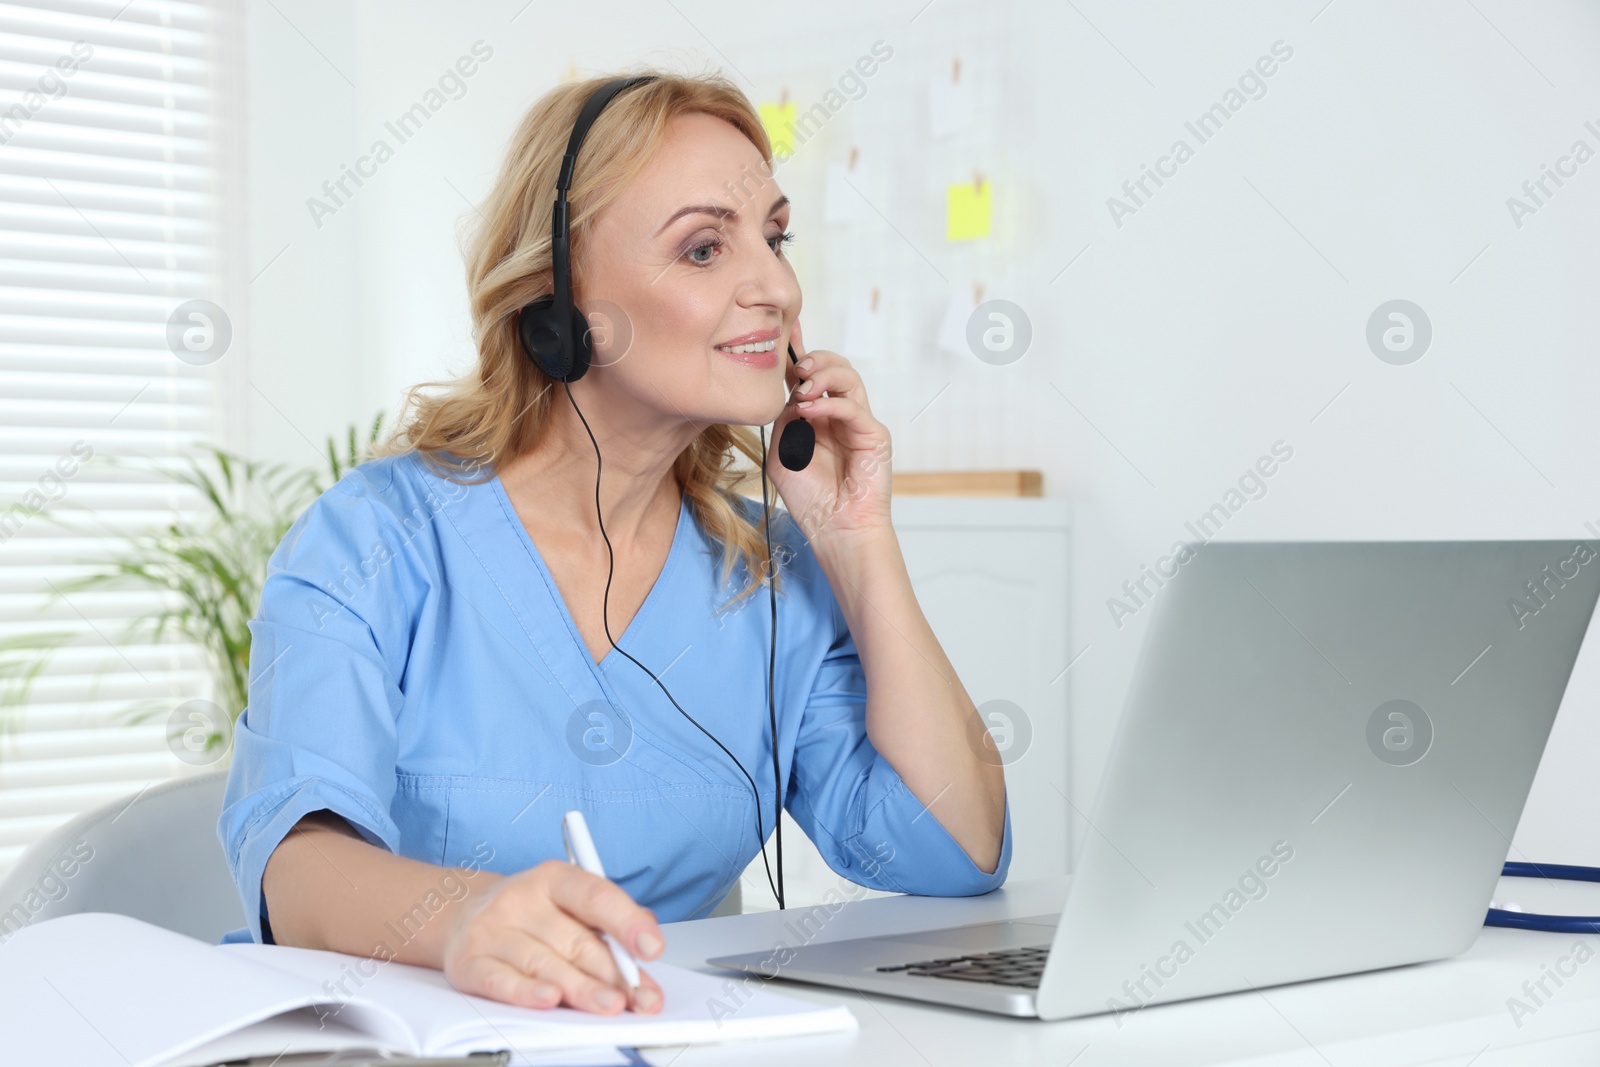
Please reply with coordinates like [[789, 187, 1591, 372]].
[[487, 472, 693, 677]]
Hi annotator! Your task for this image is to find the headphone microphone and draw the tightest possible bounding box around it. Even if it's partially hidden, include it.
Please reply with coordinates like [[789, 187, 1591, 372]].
[[779, 342, 816, 473], [514, 75, 794, 910]]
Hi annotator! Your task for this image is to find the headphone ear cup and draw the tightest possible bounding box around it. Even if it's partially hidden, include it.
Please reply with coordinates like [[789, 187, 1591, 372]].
[[518, 296, 570, 380]]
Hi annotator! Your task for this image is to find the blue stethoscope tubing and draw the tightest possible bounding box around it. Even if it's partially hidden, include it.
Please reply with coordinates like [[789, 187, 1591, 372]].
[[1484, 862, 1600, 934]]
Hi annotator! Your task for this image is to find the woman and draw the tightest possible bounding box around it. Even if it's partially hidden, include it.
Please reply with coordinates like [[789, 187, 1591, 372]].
[[219, 69, 1011, 1018]]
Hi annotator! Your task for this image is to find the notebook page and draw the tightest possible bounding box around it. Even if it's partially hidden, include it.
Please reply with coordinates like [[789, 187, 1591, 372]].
[[224, 941, 856, 1055], [0, 912, 419, 1067], [427, 960, 857, 1055]]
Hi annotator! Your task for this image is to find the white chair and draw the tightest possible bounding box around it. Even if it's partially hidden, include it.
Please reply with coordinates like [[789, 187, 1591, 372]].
[[0, 772, 245, 944]]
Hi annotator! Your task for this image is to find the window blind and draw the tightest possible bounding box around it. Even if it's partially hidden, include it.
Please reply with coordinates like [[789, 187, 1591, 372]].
[[0, 0, 232, 878]]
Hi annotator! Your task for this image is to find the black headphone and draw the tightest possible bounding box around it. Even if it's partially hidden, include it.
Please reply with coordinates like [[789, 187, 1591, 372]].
[[515, 74, 640, 386], [516, 74, 809, 910]]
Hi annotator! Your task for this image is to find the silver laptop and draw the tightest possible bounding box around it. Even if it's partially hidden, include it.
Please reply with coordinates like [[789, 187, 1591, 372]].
[[708, 540, 1600, 1020]]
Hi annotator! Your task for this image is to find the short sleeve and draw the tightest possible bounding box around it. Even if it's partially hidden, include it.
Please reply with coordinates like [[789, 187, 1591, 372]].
[[216, 463, 424, 944], [784, 605, 1013, 897]]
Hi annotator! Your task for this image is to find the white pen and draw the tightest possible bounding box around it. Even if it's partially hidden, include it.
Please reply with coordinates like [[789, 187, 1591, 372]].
[[560, 809, 642, 990]]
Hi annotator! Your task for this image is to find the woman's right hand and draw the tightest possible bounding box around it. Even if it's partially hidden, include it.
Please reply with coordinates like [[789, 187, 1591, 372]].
[[440, 859, 667, 1015]]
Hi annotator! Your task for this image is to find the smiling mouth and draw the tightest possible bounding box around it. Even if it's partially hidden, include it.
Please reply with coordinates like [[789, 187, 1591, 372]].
[[714, 339, 779, 355]]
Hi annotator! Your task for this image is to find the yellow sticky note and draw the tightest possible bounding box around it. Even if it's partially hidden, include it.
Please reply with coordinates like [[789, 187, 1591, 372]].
[[946, 179, 992, 241], [759, 102, 797, 158]]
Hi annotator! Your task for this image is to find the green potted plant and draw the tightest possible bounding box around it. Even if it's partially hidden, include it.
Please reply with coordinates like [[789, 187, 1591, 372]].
[[12, 414, 387, 767]]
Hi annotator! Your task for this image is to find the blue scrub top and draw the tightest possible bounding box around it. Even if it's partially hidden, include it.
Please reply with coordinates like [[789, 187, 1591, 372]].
[[217, 450, 1011, 945]]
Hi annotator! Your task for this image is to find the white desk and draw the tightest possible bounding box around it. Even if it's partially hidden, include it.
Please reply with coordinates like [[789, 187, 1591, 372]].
[[648, 875, 1600, 1066]]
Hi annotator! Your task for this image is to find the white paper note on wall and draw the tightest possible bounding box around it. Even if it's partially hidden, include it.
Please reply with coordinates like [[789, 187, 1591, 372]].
[[824, 161, 874, 224], [937, 289, 974, 358], [928, 75, 974, 138], [842, 293, 887, 365]]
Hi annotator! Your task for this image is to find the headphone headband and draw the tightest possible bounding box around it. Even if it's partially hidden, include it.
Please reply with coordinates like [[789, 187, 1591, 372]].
[[556, 75, 656, 196]]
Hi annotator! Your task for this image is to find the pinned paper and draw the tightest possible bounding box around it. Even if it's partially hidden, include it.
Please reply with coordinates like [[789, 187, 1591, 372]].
[[842, 288, 886, 363], [946, 176, 992, 241], [760, 98, 798, 159], [937, 286, 981, 358], [928, 59, 974, 138], [824, 152, 873, 224]]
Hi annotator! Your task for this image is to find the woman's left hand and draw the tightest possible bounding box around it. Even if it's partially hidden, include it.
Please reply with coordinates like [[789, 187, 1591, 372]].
[[767, 319, 893, 545]]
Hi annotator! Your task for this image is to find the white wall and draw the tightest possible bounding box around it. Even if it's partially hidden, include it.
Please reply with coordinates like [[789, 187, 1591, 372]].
[[241, 0, 1600, 881]]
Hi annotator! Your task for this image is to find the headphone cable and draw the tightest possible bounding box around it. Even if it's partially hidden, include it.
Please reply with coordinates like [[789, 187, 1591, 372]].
[[760, 422, 786, 911], [562, 380, 786, 910]]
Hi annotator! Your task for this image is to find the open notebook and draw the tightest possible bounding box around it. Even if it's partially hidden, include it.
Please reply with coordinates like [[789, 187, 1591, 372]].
[[1, 912, 856, 1067]]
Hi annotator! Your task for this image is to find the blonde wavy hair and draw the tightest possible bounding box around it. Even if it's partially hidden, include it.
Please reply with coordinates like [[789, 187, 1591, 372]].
[[375, 67, 786, 609]]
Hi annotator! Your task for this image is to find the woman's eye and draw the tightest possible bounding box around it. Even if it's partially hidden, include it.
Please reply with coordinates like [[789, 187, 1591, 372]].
[[684, 231, 796, 266], [685, 238, 720, 265]]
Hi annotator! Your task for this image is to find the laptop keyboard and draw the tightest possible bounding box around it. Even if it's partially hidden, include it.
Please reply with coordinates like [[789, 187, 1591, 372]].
[[874, 945, 1050, 988]]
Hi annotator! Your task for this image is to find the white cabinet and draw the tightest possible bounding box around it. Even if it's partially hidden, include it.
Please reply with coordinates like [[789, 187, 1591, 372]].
[[739, 496, 1071, 912]]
